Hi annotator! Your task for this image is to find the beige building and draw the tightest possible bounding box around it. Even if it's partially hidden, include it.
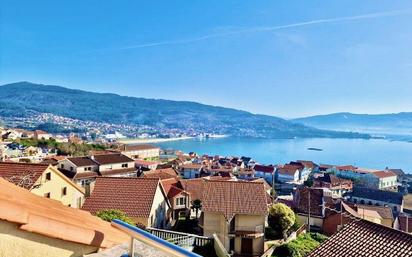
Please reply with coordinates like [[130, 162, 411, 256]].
[[0, 177, 131, 257], [200, 180, 268, 256], [0, 162, 85, 208], [58, 154, 137, 195], [34, 130, 52, 140], [117, 144, 160, 160]]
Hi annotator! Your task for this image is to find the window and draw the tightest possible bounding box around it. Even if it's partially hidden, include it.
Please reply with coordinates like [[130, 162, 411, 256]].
[[45, 172, 51, 181], [84, 167, 92, 171], [60, 164, 64, 169], [122, 163, 128, 168], [70, 167, 74, 171], [176, 197, 186, 206], [44, 192, 50, 198], [77, 197, 83, 208], [62, 187, 67, 196]]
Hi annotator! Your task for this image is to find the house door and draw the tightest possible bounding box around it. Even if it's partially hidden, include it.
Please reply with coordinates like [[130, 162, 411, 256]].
[[241, 238, 253, 255]]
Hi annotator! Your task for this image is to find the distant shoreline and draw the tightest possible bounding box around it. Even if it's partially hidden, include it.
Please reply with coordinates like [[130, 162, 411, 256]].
[[117, 134, 229, 144], [117, 136, 194, 144]]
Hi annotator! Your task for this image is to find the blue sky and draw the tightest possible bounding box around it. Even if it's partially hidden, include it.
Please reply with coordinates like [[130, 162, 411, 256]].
[[1, 1, 412, 118]]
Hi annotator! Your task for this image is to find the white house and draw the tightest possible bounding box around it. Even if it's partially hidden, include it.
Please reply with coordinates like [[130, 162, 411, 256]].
[[276, 164, 300, 183]]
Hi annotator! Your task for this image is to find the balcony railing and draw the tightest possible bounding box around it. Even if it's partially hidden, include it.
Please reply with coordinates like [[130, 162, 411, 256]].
[[111, 219, 203, 257], [231, 225, 264, 234]]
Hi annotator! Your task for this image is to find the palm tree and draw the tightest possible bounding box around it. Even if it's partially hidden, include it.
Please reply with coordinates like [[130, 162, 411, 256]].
[[191, 199, 202, 218]]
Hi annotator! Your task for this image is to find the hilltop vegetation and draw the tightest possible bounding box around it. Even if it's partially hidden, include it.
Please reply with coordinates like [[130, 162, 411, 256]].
[[0, 82, 370, 139], [15, 138, 106, 156]]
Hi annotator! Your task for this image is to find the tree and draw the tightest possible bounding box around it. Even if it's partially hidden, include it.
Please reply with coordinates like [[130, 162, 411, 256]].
[[191, 199, 202, 218], [96, 209, 135, 226], [268, 203, 296, 238]]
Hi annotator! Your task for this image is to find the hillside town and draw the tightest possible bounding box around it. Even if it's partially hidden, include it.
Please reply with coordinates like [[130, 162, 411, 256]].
[[0, 126, 412, 257], [0, 112, 223, 141]]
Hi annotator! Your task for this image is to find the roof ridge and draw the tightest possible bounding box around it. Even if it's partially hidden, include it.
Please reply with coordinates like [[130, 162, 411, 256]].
[[96, 176, 160, 180], [0, 162, 48, 166], [205, 179, 263, 184]]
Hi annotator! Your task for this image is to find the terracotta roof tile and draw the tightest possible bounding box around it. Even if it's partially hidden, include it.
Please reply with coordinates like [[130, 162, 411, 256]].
[[254, 164, 275, 173], [142, 168, 177, 180], [373, 170, 397, 178], [67, 156, 97, 167], [119, 144, 160, 151], [0, 162, 49, 189], [0, 178, 130, 248], [202, 180, 268, 221], [307, 219, 412, 257], [277, 164, 300, 176], [100, 167, 137, 177], [82, 177, 161, 218], [92, 154, 134, 165], [355, 204, 393, 220], [180, 178, 205, 201]]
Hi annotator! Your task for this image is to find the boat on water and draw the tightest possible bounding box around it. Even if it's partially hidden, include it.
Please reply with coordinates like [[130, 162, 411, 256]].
[[307, 147, 323, 151]]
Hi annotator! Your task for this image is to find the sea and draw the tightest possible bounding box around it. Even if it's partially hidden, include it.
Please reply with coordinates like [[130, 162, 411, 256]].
[[154, 137, 412, 173]]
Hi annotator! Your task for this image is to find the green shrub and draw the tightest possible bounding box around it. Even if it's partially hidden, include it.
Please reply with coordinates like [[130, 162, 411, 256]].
[[96, 209, 135, 226], [272, 233, 327, 257], [268, 203, 296, 238]]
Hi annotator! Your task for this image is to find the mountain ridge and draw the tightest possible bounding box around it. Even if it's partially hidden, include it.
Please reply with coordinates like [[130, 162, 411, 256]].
[[0, 82, 369, 139], [293, 112, 412, 135]]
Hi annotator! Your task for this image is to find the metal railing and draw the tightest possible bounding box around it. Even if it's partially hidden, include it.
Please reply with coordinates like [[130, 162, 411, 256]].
[[111, 219, 203, 257], [146, 227, 213, 247], [231, 225, 264, 233]]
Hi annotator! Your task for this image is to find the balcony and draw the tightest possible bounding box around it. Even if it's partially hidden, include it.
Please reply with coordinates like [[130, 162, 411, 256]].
[[111, 219, 203, 257], [229, 225, 264, 237]]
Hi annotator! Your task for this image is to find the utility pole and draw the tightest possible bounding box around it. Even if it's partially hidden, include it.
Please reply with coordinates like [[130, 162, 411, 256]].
[[338, 176, 343, 230], [307, 187, 311, 233]]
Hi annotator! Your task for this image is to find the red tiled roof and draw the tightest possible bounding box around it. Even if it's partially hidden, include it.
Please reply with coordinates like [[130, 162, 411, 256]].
[[92, 154, 134, 165], [254, 164, 275, 173], [82, 177, 162, 218], [307, 219, 412, 257], [277, 164, 300, 176], [373, 170, 397, 178], [166, 185, 186, 199], [180, 178, 205, 202], [202, 180, 268, 220], [0, 178, 130, 248], [181, 163, 202, 169], [0, 162, 49, 189], [135, 159, 160, 166], [297, 160, 317, 169], [67, 156, 97, 167], [100, 167, 137, 177], [142, 168, 177, 180], [119, 144, 160, 151], [355, 204, 393, 220], [336, 165, 358, 171]]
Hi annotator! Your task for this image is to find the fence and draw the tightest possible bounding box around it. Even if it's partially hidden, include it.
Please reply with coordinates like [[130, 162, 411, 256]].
[[146, 227, 213, 247], [111, 219, 202, 257]]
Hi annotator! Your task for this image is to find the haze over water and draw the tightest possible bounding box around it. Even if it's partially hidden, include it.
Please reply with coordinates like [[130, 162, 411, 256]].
[[156, 137, 412, 173]]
